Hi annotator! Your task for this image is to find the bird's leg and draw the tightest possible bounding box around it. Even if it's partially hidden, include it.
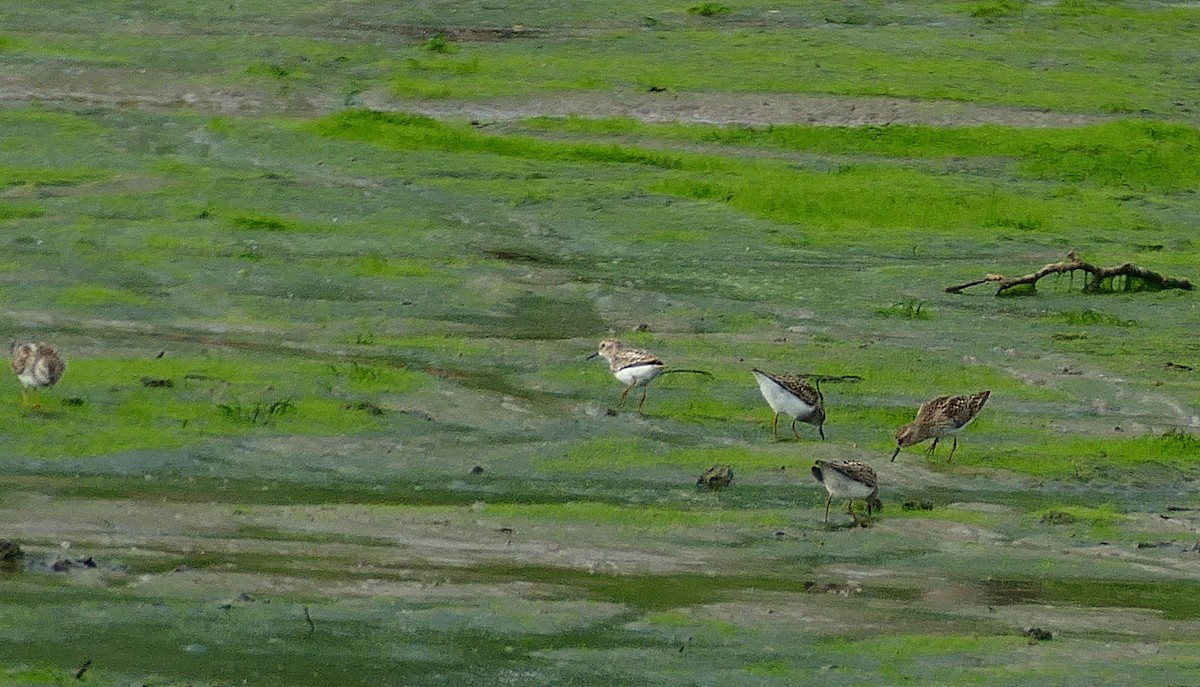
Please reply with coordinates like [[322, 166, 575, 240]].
[[925, 438, 939, 456], [772, 413, 780, 439], [947, 435, 958, 462], [823, 495, 833, 523], [791, 418, 802, 441], [20, 388, 29, 408], [637, 388, 648, 411], [618, 384, 634, 407], [847, 500, 861, 526], [818, 424, 826, 441]]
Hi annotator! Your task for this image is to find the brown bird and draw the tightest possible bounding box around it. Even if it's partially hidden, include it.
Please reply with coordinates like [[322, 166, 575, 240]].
[[10, 341, 66, 408], [811, 460, 882, 525], [751, 369, 826, 440], [587, 338, 711, 411], [891, 390, 990, 462]]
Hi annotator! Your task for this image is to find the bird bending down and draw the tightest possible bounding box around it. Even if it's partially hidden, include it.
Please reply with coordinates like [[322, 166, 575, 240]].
[[10, 341, 66, 408], [587, 338, 710, 411], [811, 459, 881, 525], [891, 390, 990, 462], [751, 369, 826, 440]]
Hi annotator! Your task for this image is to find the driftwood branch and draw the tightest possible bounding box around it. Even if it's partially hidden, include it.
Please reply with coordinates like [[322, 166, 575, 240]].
[[946, 253, 1192, 295]]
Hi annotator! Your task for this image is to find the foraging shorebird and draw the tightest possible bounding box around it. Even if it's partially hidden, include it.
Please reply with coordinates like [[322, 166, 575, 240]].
[[811, 459, 881, 525], [751, 369, 826, 440], [587, 338, 710, 411], [891, 390, 990, 462], [10, 341, 66, 408]]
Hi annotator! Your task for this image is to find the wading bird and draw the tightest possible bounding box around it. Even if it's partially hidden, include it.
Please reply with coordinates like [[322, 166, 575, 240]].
[[811, 459, 881, 525], [751, 369, 826, 440], [11, 341, 66, 409], [587, 339, 711, 411], [891, 390, 990, 462]]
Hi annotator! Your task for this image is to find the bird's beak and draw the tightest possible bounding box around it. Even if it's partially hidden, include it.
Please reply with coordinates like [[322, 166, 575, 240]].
[[890, 446, 901, 462], [586, 352, 599, 361]]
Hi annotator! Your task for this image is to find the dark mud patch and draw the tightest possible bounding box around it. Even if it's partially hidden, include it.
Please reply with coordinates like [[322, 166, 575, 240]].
[[444, 293, 607, 340], [983, 578, 1200, 620], [335, 20, 546, 42], [479, 244, 567, 266]]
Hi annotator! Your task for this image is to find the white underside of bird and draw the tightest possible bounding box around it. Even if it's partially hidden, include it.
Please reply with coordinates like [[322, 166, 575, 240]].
[[17, 362, 54, 388], [752, 370, 818, 420], [814, 466, 876, 500], [613, 363, 664, 388]]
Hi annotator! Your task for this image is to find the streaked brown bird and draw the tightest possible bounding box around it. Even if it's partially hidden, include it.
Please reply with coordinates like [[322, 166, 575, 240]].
[[811, 459, 882, 525], [587, 338, 711, 411], [891, 390, 990, 462], [10, 341, 66, 408], [751, 369, 826, 440]]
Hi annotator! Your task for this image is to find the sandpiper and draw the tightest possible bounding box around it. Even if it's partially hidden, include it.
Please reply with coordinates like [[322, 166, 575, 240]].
[[10, 341, 66, 408], [587, 339, 710, 411], [751, 369, 826, 440], [811, 459, 881, 525], [891, 390, 990, 462]]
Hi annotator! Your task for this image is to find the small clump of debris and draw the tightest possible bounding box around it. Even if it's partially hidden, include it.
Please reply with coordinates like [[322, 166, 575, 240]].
[[219, 592, 258, 610], [0, 540, 24, 572], [805, 581, 862, 596], [901, 500, 935, 511], [344, 400, 384, 416], [1040, 510, 1077, 525], [696, 464, 734, 491], [51, 556, 98, 573], [140, 377, 175, 388], [1024, 627, 1053, 642]]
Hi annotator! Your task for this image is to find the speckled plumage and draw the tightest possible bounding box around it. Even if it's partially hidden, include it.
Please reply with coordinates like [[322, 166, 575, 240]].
[[751, 369, 826, 440], [588, 338, 666, 410], [10, 341, 66, 407], [811, 459, 882, 524], [891, 390, 990, 462]]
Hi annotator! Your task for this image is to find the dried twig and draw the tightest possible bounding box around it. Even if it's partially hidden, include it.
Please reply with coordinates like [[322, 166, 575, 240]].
[[946, 253, 1192, 295], [303, 605, 315, 638], [792, 374, 864, 385]]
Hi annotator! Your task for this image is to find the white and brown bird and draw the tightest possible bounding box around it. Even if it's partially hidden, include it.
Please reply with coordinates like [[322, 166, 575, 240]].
[[811, 459, 881, 525], [10, 341, 66, 408], [587, 338, 710, 411], [751, 369, 826, 440], [891, 390, 990, 462]]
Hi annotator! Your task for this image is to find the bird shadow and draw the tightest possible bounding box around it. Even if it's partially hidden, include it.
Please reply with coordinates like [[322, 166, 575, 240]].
[[20, 406, 63, 419], [821, 518, 876, 531]]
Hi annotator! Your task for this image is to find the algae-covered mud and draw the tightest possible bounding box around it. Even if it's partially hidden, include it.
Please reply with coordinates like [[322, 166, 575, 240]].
[[2, 1, 1200, 685]]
